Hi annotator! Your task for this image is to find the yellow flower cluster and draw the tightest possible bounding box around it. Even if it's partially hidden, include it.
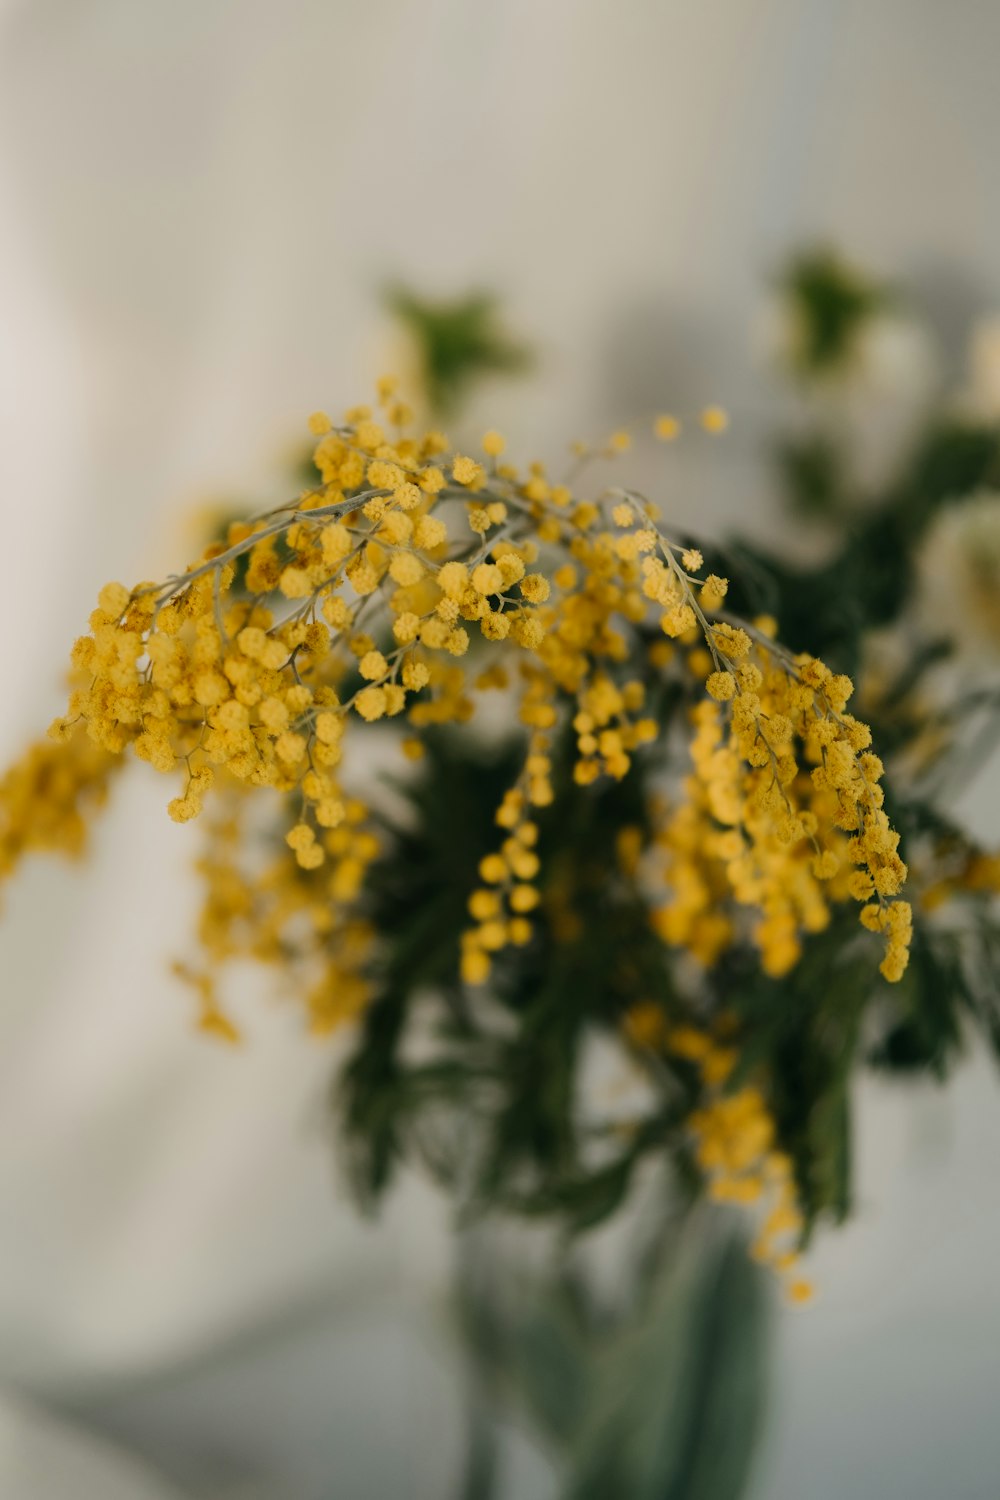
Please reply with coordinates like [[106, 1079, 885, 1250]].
[[689, 1077, 812, 1302], [178, 794, 380, 1039], [654, 633, 911, 983], [461, 805, 541, 986], [464, 478, 908, 986], [0, 727, 120, 887], [37, 400, 558, 1028], [624, 1008, 812, 1298], [2, 389, 908, 1037]]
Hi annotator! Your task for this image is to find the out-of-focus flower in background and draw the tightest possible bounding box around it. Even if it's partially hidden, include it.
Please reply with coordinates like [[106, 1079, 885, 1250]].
[[919, 489, 1000, 659], [962, 313, 1000, 422], [761, 247, 939, 506]]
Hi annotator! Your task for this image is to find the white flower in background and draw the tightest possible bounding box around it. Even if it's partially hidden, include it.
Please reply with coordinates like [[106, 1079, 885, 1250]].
[[756, 280, 936, 407], [962, 314, 1000, 421], [756, 267, 939, 496], [919, 490, 1000, 656], [850, 313, 938, 406], [825, 314, 938, 493]]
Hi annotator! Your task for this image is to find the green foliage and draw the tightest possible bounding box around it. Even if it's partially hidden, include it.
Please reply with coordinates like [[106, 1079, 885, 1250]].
[[735, 421, 1000, 674], [340, 733, 521, 1206], [338, 726, 702, 1229], [355, 249, 1000, 1497], [386, 286, 533, 417], [565, 1230, 768, 1500], [328, 424, 1000, 1251], [773, 433, 847, 521], [455, 1223, 770, 1500], [334, 702, 1000, 1253], [327, 249, 1000, 1497], [778, 246, 892, 377]]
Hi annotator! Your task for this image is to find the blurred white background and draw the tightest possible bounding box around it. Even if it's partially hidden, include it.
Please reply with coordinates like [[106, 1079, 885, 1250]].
[[2, 1, 1000, 1495]]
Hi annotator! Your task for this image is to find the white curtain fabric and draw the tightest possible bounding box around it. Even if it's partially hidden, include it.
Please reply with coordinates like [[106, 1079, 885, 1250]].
[[0, 2, 999, 1496], [0, 1394, 188, 1500]]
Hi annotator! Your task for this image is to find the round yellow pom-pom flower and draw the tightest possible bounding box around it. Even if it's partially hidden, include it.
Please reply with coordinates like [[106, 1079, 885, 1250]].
[[700, 405, 729, 434]]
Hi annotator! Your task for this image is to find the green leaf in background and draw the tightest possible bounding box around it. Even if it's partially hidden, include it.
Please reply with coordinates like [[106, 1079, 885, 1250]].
[[779, 246, 892, 378], [386, 285, 533, 418], [773, 432, 848, 521], [456, 1245, 592, 1457], [453, 1218, 769, 1500], [564, 1223, 769, 1500]]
